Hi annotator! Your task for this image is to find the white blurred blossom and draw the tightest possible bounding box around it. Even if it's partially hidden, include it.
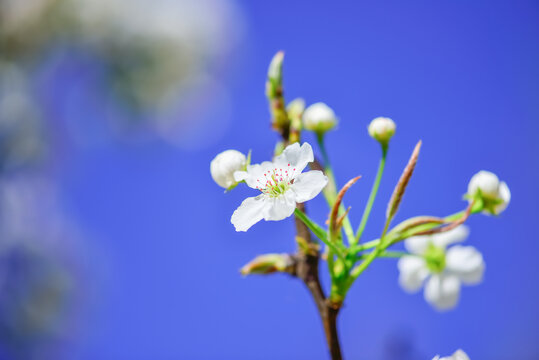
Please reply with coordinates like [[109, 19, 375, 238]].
[[433, 349, 470, 360], [397, 226, 485, 311], [0, 0, 244, 148]]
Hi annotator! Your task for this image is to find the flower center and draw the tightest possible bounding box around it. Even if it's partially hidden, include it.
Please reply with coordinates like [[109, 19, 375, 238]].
[[424, 242, 446, 274], [255, 164, 297, 198]]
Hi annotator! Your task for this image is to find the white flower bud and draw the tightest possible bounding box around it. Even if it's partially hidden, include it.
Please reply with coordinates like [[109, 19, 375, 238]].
[[467, 170, 510, 215], [210, 150, 246, 189], [302, 102, 337, 134], [368, 117, 396, 145], [267, 51, 284, 82]]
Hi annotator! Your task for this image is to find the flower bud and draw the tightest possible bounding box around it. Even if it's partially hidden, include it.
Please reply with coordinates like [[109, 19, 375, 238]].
[[302, 102, 338, 134], [210, 150, 246, 189], [240, 254, 294, 275], [467, 170, 510, 215], [368, 117, 396, 146], [267, 51, 284, 83]]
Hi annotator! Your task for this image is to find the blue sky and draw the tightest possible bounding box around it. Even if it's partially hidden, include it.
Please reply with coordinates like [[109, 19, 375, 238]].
[[41, 1, 539, 359]]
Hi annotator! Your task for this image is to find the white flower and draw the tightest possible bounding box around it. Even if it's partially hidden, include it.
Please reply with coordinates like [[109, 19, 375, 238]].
[[397, 226, 485, 311], [231, 142, 327, 232], [368, 117, 396, 145], [433, 349, 470, 360], [467, 170, 510, 215], [210, 150, 246, 189], [302, 102, 338, 133]]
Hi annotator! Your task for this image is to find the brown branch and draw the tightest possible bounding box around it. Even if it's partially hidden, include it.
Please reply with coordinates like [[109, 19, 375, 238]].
[[268, 55, 343, 359]]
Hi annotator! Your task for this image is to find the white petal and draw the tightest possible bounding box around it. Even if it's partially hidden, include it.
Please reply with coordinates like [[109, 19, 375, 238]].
[[290, 170, 328, 203], [236, 161, 274, 189], [404, 235, 430, 255], [451, 350, 471, 360], [234, 170, 249, 182], [446, 245, 485, 285], [494, 181, 511, 214], [231, 195, 269, 232], [433, 349, 470, 360], [431, 225, 470, 249], [405, 226, 468, 254], [424, 274, 461, 311], [263, 190, 296, 221], [274, 142, 314, 173], [397, 256, 429, 293], [210, 150, 246, 188], [467, 170, 500, 198]]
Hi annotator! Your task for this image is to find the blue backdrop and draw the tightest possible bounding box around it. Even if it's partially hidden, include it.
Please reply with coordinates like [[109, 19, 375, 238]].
[[48, 1, 538, 359]]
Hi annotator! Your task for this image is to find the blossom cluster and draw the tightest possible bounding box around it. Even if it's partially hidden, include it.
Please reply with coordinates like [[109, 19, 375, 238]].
[[210, 52, 510, 359]]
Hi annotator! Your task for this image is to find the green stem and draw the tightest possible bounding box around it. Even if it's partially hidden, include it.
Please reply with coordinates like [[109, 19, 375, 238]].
[[347, 206, 477, 288], [354, 146, 387, 245], [294, 208, 346, 262], [350, 239, 380, 254], [316, 134, 355, 245], [355, 250, 409, 261], [347, 246, 382, 289]]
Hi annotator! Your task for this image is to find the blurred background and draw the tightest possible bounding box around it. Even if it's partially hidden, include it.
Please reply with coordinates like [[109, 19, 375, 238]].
[[0, 0, 537, 359]]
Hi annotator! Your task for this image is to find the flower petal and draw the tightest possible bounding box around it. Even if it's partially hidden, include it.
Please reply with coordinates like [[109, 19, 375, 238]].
[[231, 195, 269, 232], [404, 235, 430, 255], [406, 226, 469, 255], [446, 245, 485, 285], [290, 170, 328, 203], [433, 349, 470, 360], [235, 161, 274, 189], [263, 190, 297, 221], [494, 181, 511, 214], [424, 274, 461, 311], [431, 225, 470, 249], [397, 256, 429, 293], [274, 142, 314, 173], [451, 350, 471, 360]]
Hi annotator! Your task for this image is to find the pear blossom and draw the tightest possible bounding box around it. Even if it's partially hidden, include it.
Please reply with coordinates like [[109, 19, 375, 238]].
[[368, 117, 396, 145], [231, 142, 327, 232], [210, 150, 247, 189], [432, 349, 470, 360], [303, 102, 338, 134], [467, 170, 510, 215], [397, 225, 485, 311]]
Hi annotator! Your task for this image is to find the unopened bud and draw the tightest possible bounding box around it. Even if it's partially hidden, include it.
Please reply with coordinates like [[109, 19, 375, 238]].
[[287, 98, 305, 119], [240, 253, 294, 275], [303, 102, 338, 134], [210, 150, 246, 189], [467, 170, 510, 215], [368, 117, 396, 146], [268, 51, 284, 82]]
